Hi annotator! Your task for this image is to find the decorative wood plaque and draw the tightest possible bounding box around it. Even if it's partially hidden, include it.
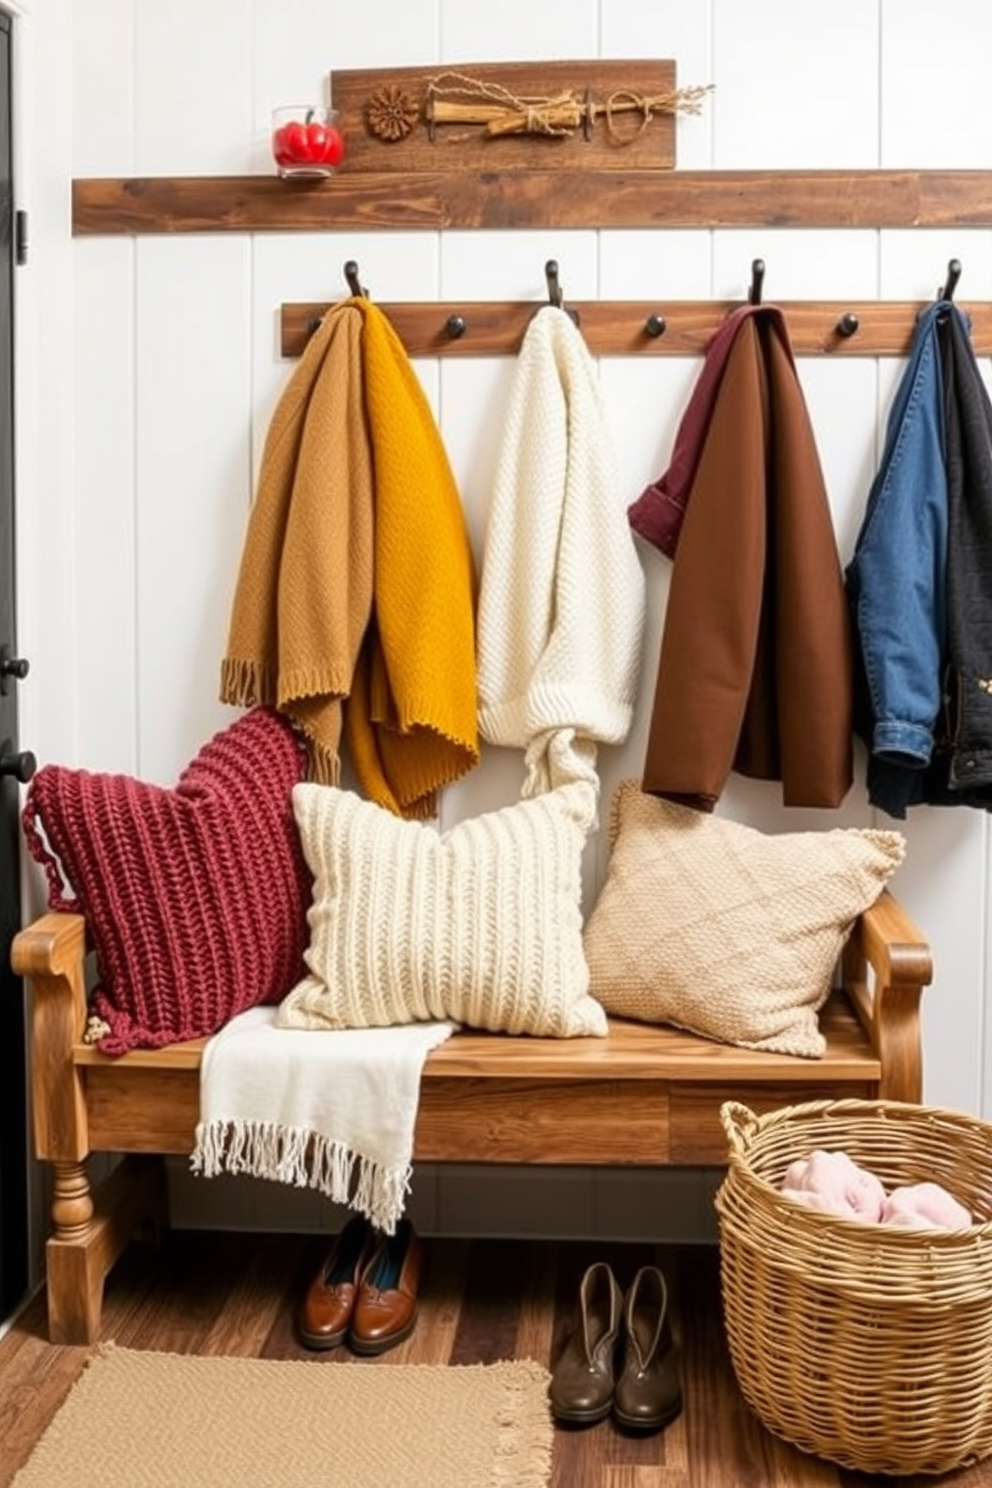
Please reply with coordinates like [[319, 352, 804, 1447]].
[[329, 59, 701, 172]]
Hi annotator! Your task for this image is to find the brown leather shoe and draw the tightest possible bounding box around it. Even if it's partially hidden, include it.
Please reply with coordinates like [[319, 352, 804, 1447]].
[[613, 1265, 682, 1432], [548, 1262, 623, 1425], [298, 1214, 375, 1350], [349, 1218, 423, 1356]]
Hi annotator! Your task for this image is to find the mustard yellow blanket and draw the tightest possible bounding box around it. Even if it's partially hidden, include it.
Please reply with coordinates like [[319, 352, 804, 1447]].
[[220, 298, 479, 817]]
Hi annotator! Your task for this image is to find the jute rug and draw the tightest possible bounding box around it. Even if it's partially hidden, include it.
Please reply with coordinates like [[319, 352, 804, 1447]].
[[13, 1344, 554, 1488]]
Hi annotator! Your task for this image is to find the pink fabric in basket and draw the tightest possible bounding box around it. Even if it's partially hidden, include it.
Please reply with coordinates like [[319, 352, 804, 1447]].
[[781, 1148, 886, 1221], [781, 1149, 972, 1230], [880, 1182, 972, 1230]]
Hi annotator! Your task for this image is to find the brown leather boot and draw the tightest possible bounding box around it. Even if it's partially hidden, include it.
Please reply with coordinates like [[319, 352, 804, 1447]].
[[613, 1265, 683, 1432], [548, 1262, 623, 1424]]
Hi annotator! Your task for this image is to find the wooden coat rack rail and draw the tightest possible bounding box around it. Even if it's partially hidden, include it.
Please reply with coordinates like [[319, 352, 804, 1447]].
[[281, 297, 992, 359]]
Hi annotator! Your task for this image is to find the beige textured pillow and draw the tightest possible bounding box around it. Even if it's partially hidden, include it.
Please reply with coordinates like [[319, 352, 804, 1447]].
[[583, 782, 906, 1057], [276, 780, 607, 1038]]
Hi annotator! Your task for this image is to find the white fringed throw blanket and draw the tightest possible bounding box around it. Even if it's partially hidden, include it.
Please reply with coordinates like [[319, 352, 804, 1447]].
[[190, 1007, 455, 1233]]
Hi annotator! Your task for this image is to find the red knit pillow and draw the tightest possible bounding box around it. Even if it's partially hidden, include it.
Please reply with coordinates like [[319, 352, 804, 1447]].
[[21, 707, 311, 1055]]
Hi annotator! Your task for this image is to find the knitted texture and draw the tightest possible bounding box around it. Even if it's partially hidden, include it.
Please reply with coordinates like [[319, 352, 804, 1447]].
[[583, 782, 906, 1058], [21, 708, 312, 1055], [220, 297, 479, 818], [220, 306, 373, 785], [476, 305, 646, 798], [276, 779, 608, 1038]]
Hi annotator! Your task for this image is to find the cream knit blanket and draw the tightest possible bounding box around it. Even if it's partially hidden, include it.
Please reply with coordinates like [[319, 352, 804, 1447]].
[[477, 305, 646, 798], [190, 1007, 455, 1233]]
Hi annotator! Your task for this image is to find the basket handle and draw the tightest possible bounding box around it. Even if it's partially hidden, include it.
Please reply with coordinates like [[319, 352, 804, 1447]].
[[720, 1101, 759, 1157]]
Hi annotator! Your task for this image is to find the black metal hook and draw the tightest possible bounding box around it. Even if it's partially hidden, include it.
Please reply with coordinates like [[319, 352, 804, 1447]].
[[542, 259, 580, 325], [836, 312, 860, 338], [445, 313, 467, 339], [344, 259, 366, 298], [748, 259, 765, 306], [938, 258, 962, 302], [644, 314, 667, 338]]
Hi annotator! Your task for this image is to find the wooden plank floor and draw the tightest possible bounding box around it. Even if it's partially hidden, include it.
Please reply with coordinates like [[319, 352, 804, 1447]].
[[2, 1230, 991, 1487]]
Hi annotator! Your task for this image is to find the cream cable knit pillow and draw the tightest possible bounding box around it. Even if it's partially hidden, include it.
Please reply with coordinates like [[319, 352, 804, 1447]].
[[277, 780, 608, 1038], [583, 783, 906, 1058]]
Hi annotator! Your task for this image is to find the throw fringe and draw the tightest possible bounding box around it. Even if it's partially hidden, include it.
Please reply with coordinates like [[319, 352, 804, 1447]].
[[191, 1118, 411, 1234], [219, 656, 274, 709], [217, 659, 344, 785], [305, 737, 342, 787]]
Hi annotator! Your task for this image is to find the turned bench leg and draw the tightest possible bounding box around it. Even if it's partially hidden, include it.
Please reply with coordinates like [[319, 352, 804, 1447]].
[[13, 913, 171, 1343], [45, 1155, 169, 1344]]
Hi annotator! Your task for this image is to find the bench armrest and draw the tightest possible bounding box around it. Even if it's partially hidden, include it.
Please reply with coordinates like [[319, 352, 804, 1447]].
[[12, 911, 89, 1161], [841, 888, 933, 1103]]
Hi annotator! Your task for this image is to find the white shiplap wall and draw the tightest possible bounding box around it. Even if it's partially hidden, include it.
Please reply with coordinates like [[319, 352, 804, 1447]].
[[17, 0, 992, 1240]]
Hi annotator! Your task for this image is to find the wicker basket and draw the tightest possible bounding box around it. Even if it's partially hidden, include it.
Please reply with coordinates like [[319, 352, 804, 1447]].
[[715, 1098, 992, 1477]]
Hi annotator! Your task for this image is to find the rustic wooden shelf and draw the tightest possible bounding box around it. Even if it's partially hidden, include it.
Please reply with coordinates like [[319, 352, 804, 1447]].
[[281, 298, 992, 359], [73, 169, 992, 236]]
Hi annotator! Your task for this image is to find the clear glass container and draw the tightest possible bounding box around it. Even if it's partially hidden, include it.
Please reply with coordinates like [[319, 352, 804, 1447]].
[[271, 105, 345, 179]]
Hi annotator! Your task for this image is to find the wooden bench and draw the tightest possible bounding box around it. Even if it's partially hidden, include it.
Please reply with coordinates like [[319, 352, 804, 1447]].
[[13, 889, 932, 1344]]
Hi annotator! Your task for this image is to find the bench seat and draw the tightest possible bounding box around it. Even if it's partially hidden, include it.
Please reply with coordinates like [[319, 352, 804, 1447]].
[[12, 887, 932, 1342]]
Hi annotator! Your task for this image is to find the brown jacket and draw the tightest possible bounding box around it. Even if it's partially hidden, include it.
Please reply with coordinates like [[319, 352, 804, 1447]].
[[641, 310, 853, 810]]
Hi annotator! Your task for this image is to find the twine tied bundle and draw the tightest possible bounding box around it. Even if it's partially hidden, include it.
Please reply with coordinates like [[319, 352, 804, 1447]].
[[424, 71, 711, 142]]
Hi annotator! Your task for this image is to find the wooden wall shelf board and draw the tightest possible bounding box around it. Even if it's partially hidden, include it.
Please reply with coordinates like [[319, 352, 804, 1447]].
[[281, 298, 992, 360], [72, 169, 992, 236], [330, 59, 679, 172]]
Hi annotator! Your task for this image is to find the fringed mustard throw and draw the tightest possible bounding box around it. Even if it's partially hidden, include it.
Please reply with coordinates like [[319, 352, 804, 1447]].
[[220, 297, 479, 817]]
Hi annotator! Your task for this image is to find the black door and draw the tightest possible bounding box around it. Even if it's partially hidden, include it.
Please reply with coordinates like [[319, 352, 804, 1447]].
[[0, 12, 32, 1324]]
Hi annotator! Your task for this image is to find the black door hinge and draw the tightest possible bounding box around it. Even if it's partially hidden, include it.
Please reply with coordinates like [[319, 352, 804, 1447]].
[[14, 209, 27, 266]]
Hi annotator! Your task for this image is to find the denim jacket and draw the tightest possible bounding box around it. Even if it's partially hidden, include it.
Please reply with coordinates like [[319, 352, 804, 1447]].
[[845, 303, 949, 818], [934, 305, 992, 804]]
